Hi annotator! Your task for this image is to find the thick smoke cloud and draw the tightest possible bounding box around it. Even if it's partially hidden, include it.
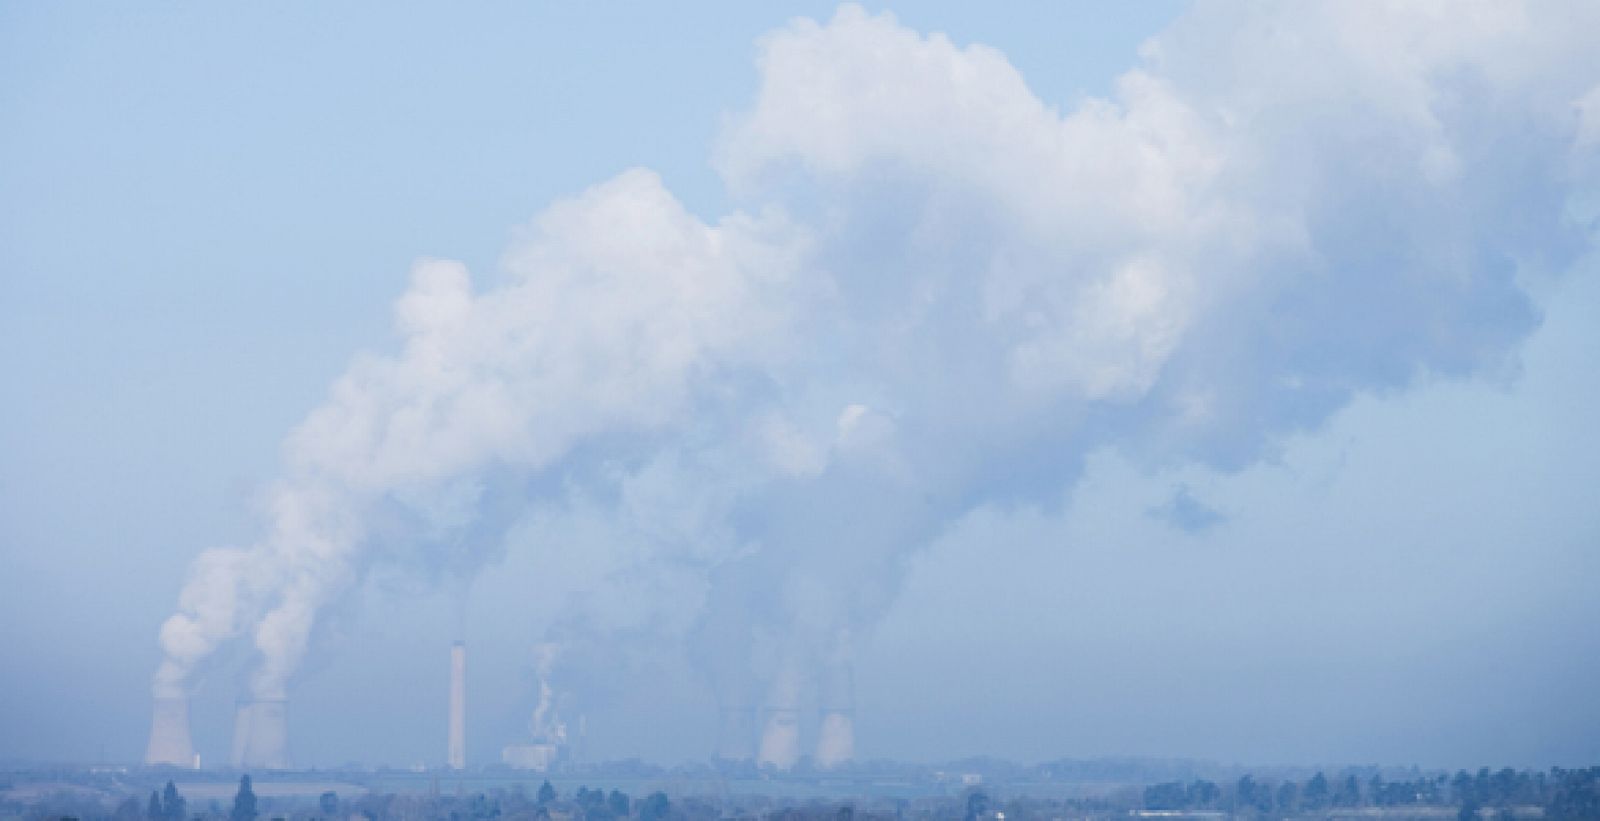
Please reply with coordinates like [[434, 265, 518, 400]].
[[156, 173, 808, 699], [154, 1, 1599, 760]]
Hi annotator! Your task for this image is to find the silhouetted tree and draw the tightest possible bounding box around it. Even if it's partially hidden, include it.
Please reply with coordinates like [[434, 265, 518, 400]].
[[1235, 775, 1260, 812], [162, 780, 186, 821], [1334, 774, 1361, 807], [319, 791, 339, 817], [1143, 783, 1185, 810], [146, 791, 163, 821], [964, 790, 990, 821], [608, 789, 630, 818], [639, 792, 670, 821], [1547, 767, 1600, 820], [231, 774, 258, 821], [537, 781, 556, 806], [1304, 772, 1330, 809], [1275, 781, 1299, 813], [467, 792, 499, 819]]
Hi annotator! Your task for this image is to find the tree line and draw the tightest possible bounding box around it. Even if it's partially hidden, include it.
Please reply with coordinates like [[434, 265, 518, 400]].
[[10, 766, 1599, 820], [1140, 766, 1600, 819]]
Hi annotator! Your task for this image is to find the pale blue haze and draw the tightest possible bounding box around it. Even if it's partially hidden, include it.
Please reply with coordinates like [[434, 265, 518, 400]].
[[1, 2, 1596, 772]]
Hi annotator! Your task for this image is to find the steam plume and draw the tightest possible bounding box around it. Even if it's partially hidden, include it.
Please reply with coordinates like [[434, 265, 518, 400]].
[[150, 2, 1600, 765]]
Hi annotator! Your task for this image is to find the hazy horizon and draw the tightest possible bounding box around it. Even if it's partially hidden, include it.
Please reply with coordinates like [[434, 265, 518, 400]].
[[3, 2, 1598, 774]]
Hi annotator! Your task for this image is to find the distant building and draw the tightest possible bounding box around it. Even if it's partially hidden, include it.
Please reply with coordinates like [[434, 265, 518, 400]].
[[502, 743, 561, 772]]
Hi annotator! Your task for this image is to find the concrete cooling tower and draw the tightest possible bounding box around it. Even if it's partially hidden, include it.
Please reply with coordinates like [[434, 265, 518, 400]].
[[815, 657, 855, 769], [815, 711, 855, 769], [756, 705, 801, 770], [751, 655, 856, 770], [144, 696, 196, 767], [756, 664, 802, 770], [231, 699, 289, 769]]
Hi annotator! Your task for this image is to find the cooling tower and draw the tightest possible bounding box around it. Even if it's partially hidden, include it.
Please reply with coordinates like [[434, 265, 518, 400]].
[[756, 706, 800, 770], [144, 696, 196, 767], [715, 705, 757, 761], [815, 711, 854, 769], [231, 699, 289, 769], [758, 663, 803, 770], [816, 665, 855, 768], [448, 641, 466, 770], [815, 632, 855, 768]]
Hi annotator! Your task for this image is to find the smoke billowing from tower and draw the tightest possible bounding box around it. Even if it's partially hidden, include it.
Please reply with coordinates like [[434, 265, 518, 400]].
[[448, 641, 466, 770], [144, 3, 1599, 772], [144, 696, 196, 768]]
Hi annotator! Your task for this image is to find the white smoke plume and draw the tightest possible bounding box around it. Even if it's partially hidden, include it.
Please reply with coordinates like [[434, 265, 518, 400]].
[[153, 2, 1599, 763], [154, 172, 807, 699], [528, 642, 566, 744]]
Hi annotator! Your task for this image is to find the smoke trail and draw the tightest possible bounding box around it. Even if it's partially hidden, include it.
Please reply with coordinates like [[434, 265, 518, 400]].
[[153, 2, 1600, 757], [154, 171, 807, 699], [687, 2, 1600, 763]]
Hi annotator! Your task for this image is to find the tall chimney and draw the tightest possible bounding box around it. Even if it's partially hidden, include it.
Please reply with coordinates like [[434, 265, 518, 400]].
[[231, 699, 289, 769], [448, 641, 466, 770], [144, 696, 196, 767]]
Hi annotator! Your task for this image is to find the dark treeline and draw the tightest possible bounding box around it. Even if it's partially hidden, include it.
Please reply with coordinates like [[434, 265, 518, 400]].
[[1140, 766, 1600, 819], [6, 767, 1599, 821]]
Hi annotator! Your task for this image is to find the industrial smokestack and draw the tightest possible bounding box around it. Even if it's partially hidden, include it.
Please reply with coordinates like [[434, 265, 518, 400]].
[[231, 699, 289, 769], [144, 696, 196, 767], [448, 641, 466, 770]]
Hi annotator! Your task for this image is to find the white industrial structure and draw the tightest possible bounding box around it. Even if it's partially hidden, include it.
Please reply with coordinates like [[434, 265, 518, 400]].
[[142, 635, 854, 773], [448, 641, 466, 770], [501, 642, 571, 771], [753, 642, 856, 770], [816, 655, 855, 769], [231, 699, 289, 769], [144, 696, 197, 768]]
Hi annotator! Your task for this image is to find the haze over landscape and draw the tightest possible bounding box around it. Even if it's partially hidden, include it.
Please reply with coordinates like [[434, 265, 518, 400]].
[[3, 0, 1599, 790]]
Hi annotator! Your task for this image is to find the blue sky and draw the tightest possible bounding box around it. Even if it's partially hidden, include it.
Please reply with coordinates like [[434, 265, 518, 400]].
[[2, 2, 1597, 770]]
